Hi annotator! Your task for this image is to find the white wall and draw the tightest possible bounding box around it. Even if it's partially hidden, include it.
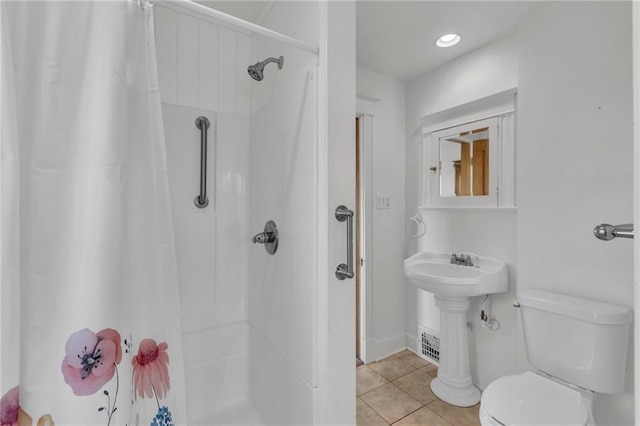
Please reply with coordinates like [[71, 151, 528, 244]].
[[156, 4, 361, 423], [405, 35, 519, 124], [256, 1, 320, 48], [154, 6, 253, 113], [155, 5, 254, 421], [404, 34, 519, 387], [155, 4, 322, 424], [404, 1, 634, 423], [634, 2, 640, 422], [405, 34, 519, 251], [247, 36, 319, 425], [517, 2, 634, 423], [356, 68, 407, 361], [315, 2, 357, 424]]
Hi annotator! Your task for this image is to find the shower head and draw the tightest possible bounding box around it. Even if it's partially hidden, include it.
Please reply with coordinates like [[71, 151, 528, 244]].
[[247, 56, 284, 81]]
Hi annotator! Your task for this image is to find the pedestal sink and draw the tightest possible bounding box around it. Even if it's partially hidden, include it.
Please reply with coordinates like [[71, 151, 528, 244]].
[[404, 252, 508, 407]]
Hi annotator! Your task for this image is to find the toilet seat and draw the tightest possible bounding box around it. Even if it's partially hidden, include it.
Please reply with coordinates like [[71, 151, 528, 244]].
[[480, 371, 590, 426]]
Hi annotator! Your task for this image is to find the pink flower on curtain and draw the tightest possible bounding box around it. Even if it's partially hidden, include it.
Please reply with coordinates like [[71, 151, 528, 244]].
[[61, 328, 122, 396], [132, 339, 170, 401], [0, 386, 33, 426]]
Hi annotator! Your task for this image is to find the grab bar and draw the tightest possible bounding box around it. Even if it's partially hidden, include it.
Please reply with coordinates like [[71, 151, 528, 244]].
[[593, 223, 634, 240], [335, 205, 354, 280], [194, 116, 210, 208]]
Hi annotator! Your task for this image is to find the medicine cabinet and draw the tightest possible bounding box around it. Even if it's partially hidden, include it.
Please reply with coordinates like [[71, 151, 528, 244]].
[[421, 93, 516, 209]]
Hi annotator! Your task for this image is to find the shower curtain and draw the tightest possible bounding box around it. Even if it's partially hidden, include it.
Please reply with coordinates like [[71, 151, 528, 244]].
[[1, 1, 185, 425]]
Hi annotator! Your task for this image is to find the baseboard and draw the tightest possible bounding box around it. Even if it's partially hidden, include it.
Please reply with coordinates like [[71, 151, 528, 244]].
[[364, 333, 409, 363]]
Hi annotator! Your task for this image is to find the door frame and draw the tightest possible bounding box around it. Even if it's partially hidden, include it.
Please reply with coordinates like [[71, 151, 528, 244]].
[[632, 1, 639, 421], [356, 113, 373, 364]]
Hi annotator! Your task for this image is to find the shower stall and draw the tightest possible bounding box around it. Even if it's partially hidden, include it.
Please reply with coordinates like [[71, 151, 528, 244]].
[[154, 2, 319, 424], [1, 0, 338, 424]]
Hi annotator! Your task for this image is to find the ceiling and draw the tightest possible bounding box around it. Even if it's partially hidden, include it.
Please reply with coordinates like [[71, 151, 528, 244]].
[[357, 1, 553, 81], [200, 1, 555, 81]]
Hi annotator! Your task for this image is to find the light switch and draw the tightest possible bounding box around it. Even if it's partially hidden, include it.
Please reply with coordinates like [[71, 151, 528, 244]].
[[376, 195, 391, 209]]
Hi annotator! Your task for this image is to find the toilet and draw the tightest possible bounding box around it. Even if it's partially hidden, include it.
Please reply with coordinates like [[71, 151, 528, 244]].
[[479, 289, 632, 426]]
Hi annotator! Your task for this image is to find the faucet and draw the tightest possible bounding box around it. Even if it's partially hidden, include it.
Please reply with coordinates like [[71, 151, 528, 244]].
[[252, 231, 276, 244], [450, 253, 474, 267]]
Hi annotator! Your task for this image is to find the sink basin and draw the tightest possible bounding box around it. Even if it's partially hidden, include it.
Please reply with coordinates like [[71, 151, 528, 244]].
[[404, 252, 508, 297]]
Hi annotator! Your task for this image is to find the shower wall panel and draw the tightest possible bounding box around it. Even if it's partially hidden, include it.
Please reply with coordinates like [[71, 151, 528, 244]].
[[155, 5, 319, 423], [155, 5, 252, 420], [155, 6, 252, 114], [162, 103, 251, 419], [248, 37, 318, 423]]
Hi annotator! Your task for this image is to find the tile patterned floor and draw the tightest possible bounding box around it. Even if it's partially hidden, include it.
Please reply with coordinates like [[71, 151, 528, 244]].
[[356, 350, 480, 426]]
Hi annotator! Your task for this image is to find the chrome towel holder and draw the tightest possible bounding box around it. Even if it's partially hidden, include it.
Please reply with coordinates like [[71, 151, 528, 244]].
[[593, 223, 634, 240]]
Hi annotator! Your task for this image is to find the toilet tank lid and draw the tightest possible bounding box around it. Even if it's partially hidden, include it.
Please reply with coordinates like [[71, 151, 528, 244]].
[[518, 289, 632, 325]]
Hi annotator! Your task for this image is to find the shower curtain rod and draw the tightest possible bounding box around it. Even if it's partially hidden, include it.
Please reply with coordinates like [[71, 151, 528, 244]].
[[150, 0, 319, 55]]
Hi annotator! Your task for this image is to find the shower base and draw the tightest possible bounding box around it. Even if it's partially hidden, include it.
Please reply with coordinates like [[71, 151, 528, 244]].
[[192, 400, 263, 425]]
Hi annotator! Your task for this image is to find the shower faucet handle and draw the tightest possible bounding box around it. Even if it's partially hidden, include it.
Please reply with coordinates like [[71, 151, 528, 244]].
[[252, 231, 275, 244], [252, 220, 278, 255]]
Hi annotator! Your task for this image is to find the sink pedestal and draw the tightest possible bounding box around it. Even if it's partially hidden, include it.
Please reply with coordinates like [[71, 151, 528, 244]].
[[403, 251, 509, 406], [430, 295, 480, 407]]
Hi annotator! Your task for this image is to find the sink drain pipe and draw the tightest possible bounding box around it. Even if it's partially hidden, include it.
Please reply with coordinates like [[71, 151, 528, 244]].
[[480, 295, 500, 330]]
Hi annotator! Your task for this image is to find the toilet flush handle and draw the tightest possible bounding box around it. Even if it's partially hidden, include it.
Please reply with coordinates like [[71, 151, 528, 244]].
[[513, 301, 521, 308]]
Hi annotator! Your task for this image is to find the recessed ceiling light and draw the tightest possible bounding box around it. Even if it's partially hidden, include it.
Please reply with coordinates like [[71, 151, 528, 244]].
[[436, 33, 461, 48]]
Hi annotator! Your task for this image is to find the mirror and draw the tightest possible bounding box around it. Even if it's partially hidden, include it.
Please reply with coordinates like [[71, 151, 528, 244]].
[[422, 110, 516, 209], [439, 126, 490, 197]]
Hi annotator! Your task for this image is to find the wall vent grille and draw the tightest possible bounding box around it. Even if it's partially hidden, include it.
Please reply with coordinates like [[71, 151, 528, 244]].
[[418, 326, 440, 365]]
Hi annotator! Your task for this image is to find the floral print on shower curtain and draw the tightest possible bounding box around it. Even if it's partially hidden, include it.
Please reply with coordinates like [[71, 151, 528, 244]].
[[59, 329, 174, 425], [1, 1, 185, 424], [3, 331, 173, 426]]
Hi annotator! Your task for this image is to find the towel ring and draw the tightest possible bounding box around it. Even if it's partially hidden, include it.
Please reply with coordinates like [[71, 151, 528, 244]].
[[409, 214, 426, 238]]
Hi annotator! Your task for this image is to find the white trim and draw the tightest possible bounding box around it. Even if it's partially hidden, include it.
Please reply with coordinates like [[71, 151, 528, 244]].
[[151, 0, 319, 55], [425, 116, 503, 208], [315, 0, 329, 420], [632, 1, 639, 422], [420, 103, 516, 209], [356, 94, 380, 103], [356, 99, 376, 117], [365, 334, 408, 363], [419, 89, 517, 133], [418, 206, 517, 213], [358, 114, 373, 365]]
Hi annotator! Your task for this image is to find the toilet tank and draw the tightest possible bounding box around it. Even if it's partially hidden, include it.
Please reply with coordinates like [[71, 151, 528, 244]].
[[518, 289, 632, 394]]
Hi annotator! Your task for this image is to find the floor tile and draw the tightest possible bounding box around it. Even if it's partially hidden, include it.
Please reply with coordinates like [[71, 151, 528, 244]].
[[360, 383, 422, 424], [394, 406, 454, 426], [393, 350, 432, 369], [356, 397, 389, 426], [427, 399, 481, 426], [356, 365, 389, 396], [357, 352, 484, 426], [368, 356, 415, 381], [419, 363, 438, 378], [393, 369, 437, 405]]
